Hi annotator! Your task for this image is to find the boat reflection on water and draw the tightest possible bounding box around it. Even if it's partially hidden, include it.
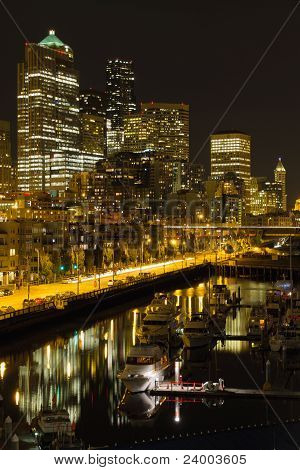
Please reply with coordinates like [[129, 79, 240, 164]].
[[118, 390, 165, 424]]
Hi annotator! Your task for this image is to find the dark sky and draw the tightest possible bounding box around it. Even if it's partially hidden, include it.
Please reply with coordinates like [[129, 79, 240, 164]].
[[1, 0, 300, 206]]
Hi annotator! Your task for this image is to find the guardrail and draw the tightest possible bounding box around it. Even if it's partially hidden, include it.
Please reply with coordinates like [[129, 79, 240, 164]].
[[0, 263, 204, 324]]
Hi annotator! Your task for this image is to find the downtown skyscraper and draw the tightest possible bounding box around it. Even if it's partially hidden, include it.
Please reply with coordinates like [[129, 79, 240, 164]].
[[210, 131, 251, 209], [274, 157, 287, 211], [105, 58, 136, 156], [17, 30, 80, 193], [123, 102, 190, 161], [0, 120, 12, 192]]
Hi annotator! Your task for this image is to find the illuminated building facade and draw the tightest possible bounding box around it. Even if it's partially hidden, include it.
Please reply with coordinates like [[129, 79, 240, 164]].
[[17, 30, 80, 192], [79, 89, 106, 161], [274, 157, 287, 211], [249, 176, 283, 216], [123, 114, 156, 153], [106, 59, 136, 156], [139, 102, 190, 161], [294, 198, 300, 211], [0, 120, 12, 192], [210, 132, 251, 208]]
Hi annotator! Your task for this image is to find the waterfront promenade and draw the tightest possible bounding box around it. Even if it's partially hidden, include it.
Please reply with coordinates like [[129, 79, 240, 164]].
[[0, 252, 215, 311]]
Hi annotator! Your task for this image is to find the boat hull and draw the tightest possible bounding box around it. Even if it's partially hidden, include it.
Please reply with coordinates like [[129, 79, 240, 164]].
[[121, 369, 168, 393]]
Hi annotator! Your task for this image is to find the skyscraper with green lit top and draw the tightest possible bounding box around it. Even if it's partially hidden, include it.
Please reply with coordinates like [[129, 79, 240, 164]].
[[17, 30, 80, 193]]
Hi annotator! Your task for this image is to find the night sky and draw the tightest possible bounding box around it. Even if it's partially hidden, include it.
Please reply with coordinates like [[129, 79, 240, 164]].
[[1, 0, 299, 206]]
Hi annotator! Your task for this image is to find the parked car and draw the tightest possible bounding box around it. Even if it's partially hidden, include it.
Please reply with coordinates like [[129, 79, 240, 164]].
[[0, 306, 15, 313], [2, 289, 14, 296], [114, 280, 123, 287], [138, 272, 151, 279], [125, 276, 135, 283], [23, 299, 36, 308], [34, 298, 45, 305], [107, 279, 114, 287], [62, 291, 76, 299]]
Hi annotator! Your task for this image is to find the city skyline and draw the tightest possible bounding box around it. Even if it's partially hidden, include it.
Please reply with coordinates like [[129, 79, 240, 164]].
[[0, 1, 299, 204]]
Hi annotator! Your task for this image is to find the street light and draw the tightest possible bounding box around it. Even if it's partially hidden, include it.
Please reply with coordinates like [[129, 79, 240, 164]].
[[35, 248, 40, 285]]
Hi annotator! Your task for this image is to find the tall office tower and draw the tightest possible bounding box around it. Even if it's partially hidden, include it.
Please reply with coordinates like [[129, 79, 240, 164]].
[[140, 103, 190, 161], [210, 131, 251, 208], [79, 89, 106, 117], [274, 157, 287, 211], [0, 120, 12, 192], [123, 114, 156, 153], [17, 30, 80, 192], [105, 58, 136, 156], [79, 89, 105, 162]]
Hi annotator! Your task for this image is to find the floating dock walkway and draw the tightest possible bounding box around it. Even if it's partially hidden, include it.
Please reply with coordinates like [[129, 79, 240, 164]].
[[150, 381, 300, 400]]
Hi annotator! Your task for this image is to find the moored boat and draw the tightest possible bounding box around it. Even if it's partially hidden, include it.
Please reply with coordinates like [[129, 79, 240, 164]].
[[118, 344, 170, 393], [182, 312, 211, 349]]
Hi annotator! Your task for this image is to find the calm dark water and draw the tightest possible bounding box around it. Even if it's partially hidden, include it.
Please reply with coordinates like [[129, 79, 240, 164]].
[[1, 277, 300, 448]]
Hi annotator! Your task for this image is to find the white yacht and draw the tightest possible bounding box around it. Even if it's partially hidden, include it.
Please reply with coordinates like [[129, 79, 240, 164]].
[[146, 293, 178, 316], [31, 409, 73, 444], [119, 344, 170, 393], [182, 313, 211, 349], [137, 312, 179, 343]]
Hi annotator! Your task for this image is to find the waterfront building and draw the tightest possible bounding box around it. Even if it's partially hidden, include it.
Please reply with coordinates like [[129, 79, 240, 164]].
[[17, 30, 80, 192], [210, 131, 251, 209], [0, 120, 12, 193], [274, 157, 287, 211], [0, 221, 19, 287], [106, 58, 136, 156], [245, 212, 293, 227]]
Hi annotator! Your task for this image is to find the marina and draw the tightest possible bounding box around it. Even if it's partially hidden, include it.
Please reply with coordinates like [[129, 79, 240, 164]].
[[1, 276, 300, 449]]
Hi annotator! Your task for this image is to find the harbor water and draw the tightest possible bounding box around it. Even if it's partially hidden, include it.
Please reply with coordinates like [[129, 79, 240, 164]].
[[1, 277, 300, 448]]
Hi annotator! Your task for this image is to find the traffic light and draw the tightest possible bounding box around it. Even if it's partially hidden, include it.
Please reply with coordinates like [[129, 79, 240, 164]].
[[60, 265, 65, 271], [73, 263, 78, 269]]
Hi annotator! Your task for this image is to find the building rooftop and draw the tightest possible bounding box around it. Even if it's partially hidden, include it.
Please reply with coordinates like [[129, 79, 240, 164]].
[[275, 157, 286, 172], [211, 130, 250, 137], [39, 30, 71, 52]]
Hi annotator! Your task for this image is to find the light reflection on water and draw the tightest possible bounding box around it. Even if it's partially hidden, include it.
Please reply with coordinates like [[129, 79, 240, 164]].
[[1, 278, 300, 447]]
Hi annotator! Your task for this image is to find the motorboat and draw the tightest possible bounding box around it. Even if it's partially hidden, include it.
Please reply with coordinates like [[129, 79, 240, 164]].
[[182, 313, 211, 348], [31, 408, 74, 447], [210, 284, 231, 309], [248, 304, 270, 336], [118, 344, 170, 393], [146, 293, 178, 316], [137, 312, 179, 343]]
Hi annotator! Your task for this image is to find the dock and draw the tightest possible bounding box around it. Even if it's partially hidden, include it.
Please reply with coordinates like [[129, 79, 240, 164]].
[[150, 381, 300, 400]]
